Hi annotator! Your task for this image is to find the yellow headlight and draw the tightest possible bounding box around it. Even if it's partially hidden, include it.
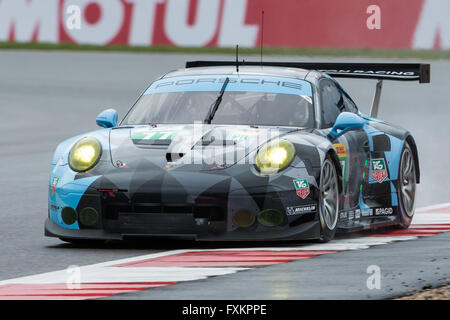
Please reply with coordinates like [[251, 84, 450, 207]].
[[69, 137, 102, 172], [256, 139, 295, 175]]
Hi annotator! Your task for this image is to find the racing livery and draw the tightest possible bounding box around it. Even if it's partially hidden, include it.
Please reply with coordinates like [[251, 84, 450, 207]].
[[45, 61, 430, 243]]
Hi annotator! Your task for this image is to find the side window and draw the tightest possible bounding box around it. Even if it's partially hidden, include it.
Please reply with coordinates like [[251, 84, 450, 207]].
[[320, 79, 343, 128], [342, 93, 358, 113]]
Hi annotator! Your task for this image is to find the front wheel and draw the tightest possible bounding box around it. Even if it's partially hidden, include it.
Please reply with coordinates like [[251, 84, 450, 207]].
[[318, 156, 339, 242], [396, 142, 417, 228]]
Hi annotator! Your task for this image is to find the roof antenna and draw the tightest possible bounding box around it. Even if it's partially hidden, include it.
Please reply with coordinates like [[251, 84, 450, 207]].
[[260, 10, 264, 68], [235, 44, 239, 72]]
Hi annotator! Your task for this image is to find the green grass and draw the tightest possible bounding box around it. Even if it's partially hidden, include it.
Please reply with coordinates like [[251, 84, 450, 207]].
[[1, 41, 450, 60]]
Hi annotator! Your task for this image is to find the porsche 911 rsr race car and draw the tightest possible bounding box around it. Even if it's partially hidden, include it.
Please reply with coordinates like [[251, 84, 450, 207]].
[[45, 61, 430, 243]]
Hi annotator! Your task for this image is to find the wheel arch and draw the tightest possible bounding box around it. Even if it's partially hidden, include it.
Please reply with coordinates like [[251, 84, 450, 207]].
[[326, 149, 343, 195], [405, 135, 420, 184]]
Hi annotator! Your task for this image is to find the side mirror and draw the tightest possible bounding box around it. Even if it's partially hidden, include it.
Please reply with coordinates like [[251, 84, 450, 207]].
[[96, 109, 118, 128], [328, 112, 365, 140]]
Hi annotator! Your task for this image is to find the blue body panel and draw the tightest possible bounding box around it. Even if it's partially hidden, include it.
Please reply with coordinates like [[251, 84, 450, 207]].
[[49, 129, 111, 229]]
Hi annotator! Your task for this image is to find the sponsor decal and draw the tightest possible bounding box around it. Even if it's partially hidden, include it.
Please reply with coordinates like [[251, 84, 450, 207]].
[[230, 129, 259, 141], [333, 143, 348, 186], [51, 177, 59, 196], [286, 204, 317, 216], [293, 179, 310, 199], [371, 158, 388, 183], [375, 207, 394, 216], [132, 129, 179, 141], [333, 143, 347, 158], [50, 204, 60, 211], [340, 210, 360, 221], [361, 209, 373, 217], [231, 134, 250, 141], [116, 160, 128, 168], [322, 70, 417, 77], [348, 210, 355, 220], [338, 208, 374, 220]]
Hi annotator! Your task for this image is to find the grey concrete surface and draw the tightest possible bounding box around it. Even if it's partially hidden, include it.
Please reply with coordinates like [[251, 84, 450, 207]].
[[0, 51, 449, 297]]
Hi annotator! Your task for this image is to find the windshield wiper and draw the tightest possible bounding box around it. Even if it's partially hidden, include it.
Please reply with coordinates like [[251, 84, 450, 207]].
[[204, 77, 230, 124]]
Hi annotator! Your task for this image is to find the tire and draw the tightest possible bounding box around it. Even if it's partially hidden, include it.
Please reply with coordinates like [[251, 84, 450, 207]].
[[396, 142, 417, 229], [318, 155, 340, 242]]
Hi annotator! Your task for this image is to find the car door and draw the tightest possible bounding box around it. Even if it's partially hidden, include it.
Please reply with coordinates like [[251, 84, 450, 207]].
[[318, 78, 370, 212]]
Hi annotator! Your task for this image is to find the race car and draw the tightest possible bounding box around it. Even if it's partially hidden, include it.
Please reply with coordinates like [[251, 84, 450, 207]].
[[45, 61, 430, 243]]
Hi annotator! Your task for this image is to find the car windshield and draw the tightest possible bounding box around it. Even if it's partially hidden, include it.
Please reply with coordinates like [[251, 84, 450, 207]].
[[123, 75, 314, 127]]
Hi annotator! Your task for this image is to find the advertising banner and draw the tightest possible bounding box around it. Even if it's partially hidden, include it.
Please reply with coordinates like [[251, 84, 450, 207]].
[[0, 0, 448, 49]]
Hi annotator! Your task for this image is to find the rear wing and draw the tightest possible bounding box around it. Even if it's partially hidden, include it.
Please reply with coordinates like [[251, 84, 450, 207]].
[[185, 61, 431, 117], [185, 61, 430, 83]]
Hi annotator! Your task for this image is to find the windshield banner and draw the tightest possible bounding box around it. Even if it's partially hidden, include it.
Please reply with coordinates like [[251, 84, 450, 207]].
[[145, 75, 312, 97]]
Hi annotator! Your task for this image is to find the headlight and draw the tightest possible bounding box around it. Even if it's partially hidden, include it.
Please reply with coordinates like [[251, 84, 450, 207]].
[[255, 139, 295, 175], [69, 137, 102, 172]]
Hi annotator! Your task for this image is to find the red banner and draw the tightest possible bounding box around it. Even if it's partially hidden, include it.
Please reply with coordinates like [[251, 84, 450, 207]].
[[0, 0, 448, 49]]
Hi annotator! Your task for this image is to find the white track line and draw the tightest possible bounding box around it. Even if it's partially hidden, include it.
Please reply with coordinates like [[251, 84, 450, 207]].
[[415, 202, 450, 213], [0, 249, 247, 286], [0, 267, 248, 285], [412, 213, 450, 224]]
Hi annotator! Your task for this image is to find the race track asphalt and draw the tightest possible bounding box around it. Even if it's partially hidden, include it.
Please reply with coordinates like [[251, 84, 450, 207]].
[[105, 232, 450, 300], [0, 50, 449, 298]]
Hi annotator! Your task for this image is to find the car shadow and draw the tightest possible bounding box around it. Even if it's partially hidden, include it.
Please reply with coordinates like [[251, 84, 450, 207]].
[[47, 238, 322, 250], [46, 225, 402, 250]]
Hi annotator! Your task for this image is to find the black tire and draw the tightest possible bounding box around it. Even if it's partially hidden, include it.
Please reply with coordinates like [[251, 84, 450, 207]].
[[396, 142, 417, 229], [318, 155, 340, 242]]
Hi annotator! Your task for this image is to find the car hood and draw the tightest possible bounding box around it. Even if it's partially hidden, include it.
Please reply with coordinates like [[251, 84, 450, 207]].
[[109, 124, 302, 169]]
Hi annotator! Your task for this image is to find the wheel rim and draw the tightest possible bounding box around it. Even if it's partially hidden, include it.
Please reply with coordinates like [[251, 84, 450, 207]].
[[400, 147, 416, 217], [320, 159, 339, 230]]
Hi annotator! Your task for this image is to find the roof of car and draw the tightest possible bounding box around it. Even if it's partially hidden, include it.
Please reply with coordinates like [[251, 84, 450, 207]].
[[161, 66, 313, 80]]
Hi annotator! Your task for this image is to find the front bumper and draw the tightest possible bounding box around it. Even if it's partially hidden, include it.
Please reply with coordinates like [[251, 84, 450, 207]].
[[47, 163, 321, 242]]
